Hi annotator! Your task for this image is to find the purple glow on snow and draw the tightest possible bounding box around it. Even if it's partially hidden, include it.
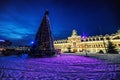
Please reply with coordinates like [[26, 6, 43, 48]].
[[0, 54, 120, 79]]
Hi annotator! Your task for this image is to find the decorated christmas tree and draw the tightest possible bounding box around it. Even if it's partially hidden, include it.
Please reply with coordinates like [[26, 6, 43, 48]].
[[30, 10, 56, 57]]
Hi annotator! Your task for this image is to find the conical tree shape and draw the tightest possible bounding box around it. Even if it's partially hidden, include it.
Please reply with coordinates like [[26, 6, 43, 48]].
[[31, 10, 55, 57], [107, 40, 118, 54]]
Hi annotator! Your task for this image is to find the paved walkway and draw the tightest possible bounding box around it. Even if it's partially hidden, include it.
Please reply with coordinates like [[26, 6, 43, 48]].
[[0, 54, 120, 80]]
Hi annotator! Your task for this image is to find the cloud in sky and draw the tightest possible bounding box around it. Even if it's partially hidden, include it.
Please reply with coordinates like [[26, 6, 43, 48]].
[[0, 22, 34, 39]]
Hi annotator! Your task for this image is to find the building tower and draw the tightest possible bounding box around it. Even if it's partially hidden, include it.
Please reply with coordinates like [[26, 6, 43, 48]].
[[31, 10, 55, 57], [71, 29, 78, 37]]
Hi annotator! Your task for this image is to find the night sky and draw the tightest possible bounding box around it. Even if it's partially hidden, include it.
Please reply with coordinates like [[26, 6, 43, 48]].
[[0, 0, 120, 45]]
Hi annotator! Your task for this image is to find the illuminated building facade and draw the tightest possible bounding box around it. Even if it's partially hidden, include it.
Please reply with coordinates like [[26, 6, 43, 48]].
[[54, 30, 120, 53]]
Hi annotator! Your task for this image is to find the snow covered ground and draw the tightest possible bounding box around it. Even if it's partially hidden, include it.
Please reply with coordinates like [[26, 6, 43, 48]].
[[0, 53, 120, 80], [75, 53, 120, 63]]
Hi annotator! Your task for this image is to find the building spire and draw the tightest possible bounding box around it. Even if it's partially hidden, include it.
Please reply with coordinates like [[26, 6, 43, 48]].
[[71, 29, 77, 37]]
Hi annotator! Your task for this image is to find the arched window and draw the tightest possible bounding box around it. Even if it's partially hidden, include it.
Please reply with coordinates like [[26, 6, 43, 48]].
[[100, 38, 103, 40], [81, 40, 84, 42], [96, 38, 99, 41], [106, 37, 110, 40], [86, 39, 88, 41], [118, 44, 120, 46], [89, 39, 92, 41]]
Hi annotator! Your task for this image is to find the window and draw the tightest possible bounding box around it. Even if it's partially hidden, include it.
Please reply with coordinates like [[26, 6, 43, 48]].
[[81, 40, 84, 42], [100, 38, 103, 40], [106, 38, 110, 40], [93, 38, 95, 41], [96, 38, 99, 41], [118, 44, 120, 46]]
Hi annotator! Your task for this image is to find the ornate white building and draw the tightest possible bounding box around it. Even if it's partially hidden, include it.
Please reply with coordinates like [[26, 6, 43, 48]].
[[54, 30, 120, 53]]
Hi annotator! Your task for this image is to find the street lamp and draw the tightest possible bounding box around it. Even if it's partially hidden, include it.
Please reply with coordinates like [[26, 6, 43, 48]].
[[85, 44, 88, 56]]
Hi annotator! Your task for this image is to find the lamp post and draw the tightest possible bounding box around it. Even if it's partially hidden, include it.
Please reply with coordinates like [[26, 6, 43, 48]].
[[85, 44, 88, 56], [82, 36, 88, 56]]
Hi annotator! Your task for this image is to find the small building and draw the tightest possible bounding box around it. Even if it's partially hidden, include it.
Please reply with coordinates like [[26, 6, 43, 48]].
[[0, 40, 12, 51]]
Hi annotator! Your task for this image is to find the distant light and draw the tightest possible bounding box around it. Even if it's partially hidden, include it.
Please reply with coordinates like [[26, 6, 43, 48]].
[[82, 36, 87, 40], [31, 41, 34, 44]]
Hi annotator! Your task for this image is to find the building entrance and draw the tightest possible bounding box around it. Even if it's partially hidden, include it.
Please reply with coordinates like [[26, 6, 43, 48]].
[[73, 49, 77, 52]]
